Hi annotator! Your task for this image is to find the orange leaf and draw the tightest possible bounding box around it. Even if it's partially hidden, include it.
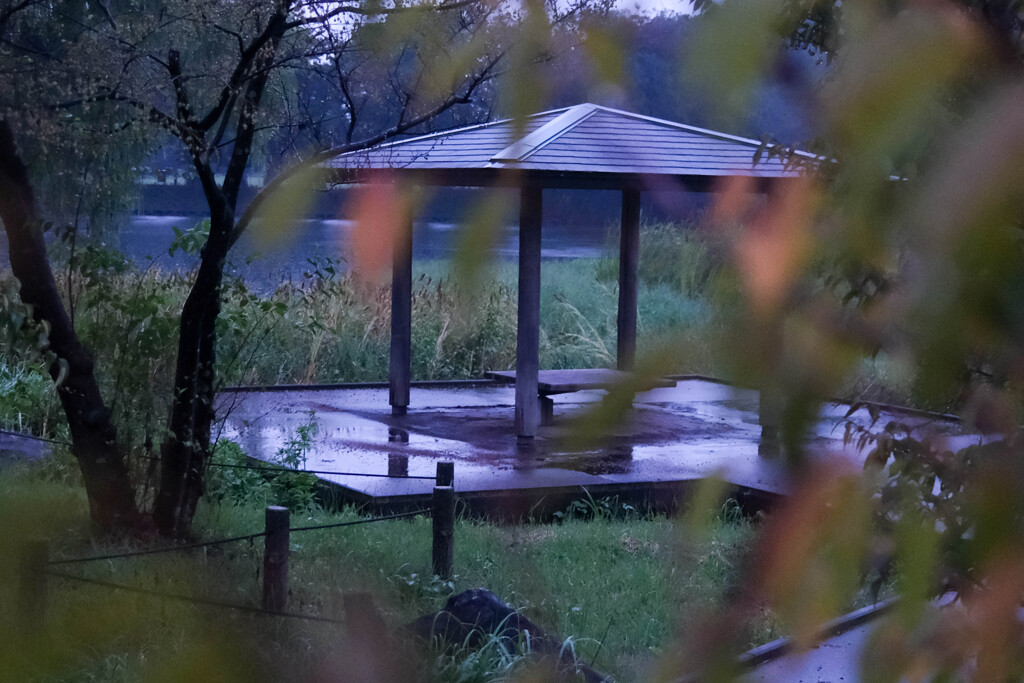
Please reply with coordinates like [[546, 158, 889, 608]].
[[348, 173, 411, 284]]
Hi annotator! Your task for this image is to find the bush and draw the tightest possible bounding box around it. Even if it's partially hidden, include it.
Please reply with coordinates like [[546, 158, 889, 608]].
[[205, 413, 320, 511], [0, 360, 59, 437]]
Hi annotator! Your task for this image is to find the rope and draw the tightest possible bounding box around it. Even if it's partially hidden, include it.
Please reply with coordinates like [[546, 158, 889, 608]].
[[138, 454, 437, 480], [0, 436, 439, 480], [49, 509, 430, 565], [45, 570, 344, 625], [204, 459, 436, 480], [0, 428, 70, 446], [48, 532, 266, 566], [289, 508, 430, 534]]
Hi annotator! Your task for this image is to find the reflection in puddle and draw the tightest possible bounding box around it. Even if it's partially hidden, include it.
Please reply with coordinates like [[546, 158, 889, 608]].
[[388, 454, 409, 477], [514, 438, 538, 472]]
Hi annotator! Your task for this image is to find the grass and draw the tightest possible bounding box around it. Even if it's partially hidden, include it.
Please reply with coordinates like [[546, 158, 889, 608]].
[[0, 464, 771, 682]]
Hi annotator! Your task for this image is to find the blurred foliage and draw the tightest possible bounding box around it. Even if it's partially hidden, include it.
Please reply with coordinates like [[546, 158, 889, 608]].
[[666, 0, 1024, 679]]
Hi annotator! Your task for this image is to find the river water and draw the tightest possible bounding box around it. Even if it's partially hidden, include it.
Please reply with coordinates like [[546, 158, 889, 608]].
[[117, 215, 611, 290], [0, 215, 613, 290]]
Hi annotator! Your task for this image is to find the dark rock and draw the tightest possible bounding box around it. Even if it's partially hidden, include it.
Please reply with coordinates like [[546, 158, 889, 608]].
[[407, 588, 611, 682]]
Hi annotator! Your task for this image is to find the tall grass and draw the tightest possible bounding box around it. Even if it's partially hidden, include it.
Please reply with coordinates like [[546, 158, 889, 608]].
[[595, 219, 722, 298], [1, 220, 932, 449], [0, 239, 724, 443]]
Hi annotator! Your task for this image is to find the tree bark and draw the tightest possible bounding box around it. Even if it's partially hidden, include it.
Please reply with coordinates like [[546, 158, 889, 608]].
[[0, 120, 139, 531], [152, 207, 229, 537]]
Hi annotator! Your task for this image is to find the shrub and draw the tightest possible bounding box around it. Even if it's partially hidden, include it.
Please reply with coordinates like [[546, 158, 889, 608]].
[[205, 413, 320, 511]]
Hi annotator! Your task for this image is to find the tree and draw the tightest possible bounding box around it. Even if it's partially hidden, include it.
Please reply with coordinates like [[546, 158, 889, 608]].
[[0, 0, 595, 536], [0, 0, 145, 529]]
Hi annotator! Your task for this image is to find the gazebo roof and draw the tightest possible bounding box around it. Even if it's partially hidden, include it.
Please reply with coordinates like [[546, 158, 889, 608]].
[[327, 102, 805, 188]]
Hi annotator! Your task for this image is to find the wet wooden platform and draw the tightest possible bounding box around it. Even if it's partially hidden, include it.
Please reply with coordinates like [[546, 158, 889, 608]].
[[485, 368, 676, 394], [219, 379, 976, 520]]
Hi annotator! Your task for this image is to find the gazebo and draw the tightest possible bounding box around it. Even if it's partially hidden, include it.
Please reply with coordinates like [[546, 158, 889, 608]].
[[326, 103, 800, 438]]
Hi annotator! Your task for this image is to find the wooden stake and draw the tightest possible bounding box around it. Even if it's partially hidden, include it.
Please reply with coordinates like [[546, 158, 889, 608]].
[[436, 461, 454, 487], [263, 506, 290, 612], [432, 486, 455, 579]]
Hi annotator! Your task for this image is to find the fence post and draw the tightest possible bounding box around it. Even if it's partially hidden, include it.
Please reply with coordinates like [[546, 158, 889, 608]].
[[432, 485, 455, 579], [263, 506, 290, 612], [436, 461, 454, 487], [19, 539, 48, 634]]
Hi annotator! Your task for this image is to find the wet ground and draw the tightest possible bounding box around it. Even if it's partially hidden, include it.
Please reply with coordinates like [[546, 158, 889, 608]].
[[0, 430, 51, 466], [219, 378, 979, 516]]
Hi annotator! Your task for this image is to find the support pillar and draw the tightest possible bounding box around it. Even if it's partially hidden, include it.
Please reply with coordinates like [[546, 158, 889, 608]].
[[389, 216, 413, 416], [617, 188, 641, 371], [515, 185, 543, 438]]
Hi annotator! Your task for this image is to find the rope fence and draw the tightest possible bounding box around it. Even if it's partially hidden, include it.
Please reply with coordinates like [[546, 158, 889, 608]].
[[289, 508, 430, 534], [198, 458, 438, 480], [19, 461, 458, 630], [0, 428, 70, 446], [42, 570, 346, 625], [0, 428, 438, 479], [47, 531, 267, 566], [138, 454, 439, 480]]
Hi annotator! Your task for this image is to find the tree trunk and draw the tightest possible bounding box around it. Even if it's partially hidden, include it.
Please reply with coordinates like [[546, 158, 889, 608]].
[[152, 207, 231, 538], [0, 120, 139, 531]]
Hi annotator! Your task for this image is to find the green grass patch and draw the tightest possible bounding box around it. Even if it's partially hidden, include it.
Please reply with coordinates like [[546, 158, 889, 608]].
[[1, 465, 771, 682]]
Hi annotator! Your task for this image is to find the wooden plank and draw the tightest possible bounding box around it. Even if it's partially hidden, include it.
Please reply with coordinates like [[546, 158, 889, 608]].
[[488, 368, 675, 395], [389, 216, 413, 416], [515, 186, 543, 437], [617, 188, 640, 371]]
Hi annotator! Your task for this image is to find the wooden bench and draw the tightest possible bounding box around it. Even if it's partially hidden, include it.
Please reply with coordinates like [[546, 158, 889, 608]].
[[485, 369, 676, 425]]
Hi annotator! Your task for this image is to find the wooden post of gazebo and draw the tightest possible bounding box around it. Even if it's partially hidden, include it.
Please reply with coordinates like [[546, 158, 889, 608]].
[[515, 185, 543, 437], [617, 187, 641, 371], [390, 216, 413, 416]]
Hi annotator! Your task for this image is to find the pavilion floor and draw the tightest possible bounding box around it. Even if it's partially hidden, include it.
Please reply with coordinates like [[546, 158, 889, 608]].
[[218, 378, 976, 519]]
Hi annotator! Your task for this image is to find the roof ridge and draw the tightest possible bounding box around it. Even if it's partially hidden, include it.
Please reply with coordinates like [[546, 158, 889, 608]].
[[328, 107, 574, 163], [583, 104, 817, 160], [489, 103, 601, 164]]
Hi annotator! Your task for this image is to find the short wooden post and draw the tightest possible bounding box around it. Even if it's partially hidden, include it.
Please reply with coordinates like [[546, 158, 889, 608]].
[[436, 461, 454, 487], [19, 539, 48, 634], [390, 216, 414, 416], [617, 187, 640, 371], [432, 486, 455, 579], [515, 185, 543, 437], [263, 506, 290, 612]]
